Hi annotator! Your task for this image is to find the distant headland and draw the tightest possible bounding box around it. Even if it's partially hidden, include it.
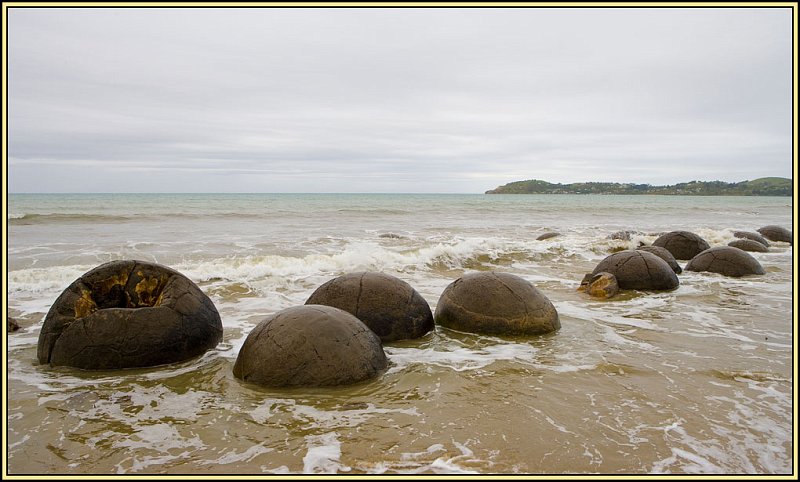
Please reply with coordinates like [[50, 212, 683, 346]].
[[485, 177, 792, 196]]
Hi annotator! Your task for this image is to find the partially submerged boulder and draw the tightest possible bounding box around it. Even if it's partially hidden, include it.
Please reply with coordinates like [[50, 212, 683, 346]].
[[636, 245, 682, 274], [728, 239, 768, 253], [37, 260, 222, 370], [584, 272, 619, 299], [305, 272, 433, 342], [591, 250, 679, 291], [233, 305, 387, 387], [8, 317, 20, 333], [757, 225, 792, 244], [434, 271, 559, 336], [652, 231, 710, 260], [733, 231, 769, 247], [686, 246, 765, 277], [536, 232, 560, 241], [609, 230, 640, 241]]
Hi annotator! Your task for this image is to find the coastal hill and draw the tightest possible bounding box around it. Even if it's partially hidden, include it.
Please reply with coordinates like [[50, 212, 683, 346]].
[[485, 177, 792, 196]]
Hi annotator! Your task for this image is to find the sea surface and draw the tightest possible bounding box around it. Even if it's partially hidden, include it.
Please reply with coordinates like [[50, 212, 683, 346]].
[[5, 193, 795, 474]]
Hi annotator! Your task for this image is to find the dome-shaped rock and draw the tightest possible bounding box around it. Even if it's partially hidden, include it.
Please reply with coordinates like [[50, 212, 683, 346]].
[[636, 245, 682, 274], [733, 231, 769, 247], [757, 225, 792, 244], [652, 231, 710, 260], [434, 272, 559, 336], [233, 305, 387, 387], [37, 260, 222, 370], [728, 239, 768, 253], [592, 250, 679, 291], [685, 246, 765, 277], [305, 272, 433, 342], [536, 232, 560, 241]]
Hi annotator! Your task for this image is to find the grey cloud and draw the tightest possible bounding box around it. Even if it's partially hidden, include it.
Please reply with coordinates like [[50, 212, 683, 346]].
[[8, 7, 792, 192]]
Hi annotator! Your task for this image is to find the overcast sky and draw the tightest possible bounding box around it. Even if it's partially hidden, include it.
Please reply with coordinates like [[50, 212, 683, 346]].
[[8, 7, 793, 193]]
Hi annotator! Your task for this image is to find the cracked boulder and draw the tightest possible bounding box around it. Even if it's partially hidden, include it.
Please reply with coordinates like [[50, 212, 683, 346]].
[[592, 250, 679, 291], [733, 231, 770, 247], [757, 225, 792, 244], [686, 246, 766, 277], [728, 239, 769, 253], [652, 231, 711, 260], [37, 260, 222, 370], [434, 271, 559, 336], [636, 246, 683, 274], [583, 272, 619, 299], [233, 305, 387, 387], [305, 272, 434, 342]]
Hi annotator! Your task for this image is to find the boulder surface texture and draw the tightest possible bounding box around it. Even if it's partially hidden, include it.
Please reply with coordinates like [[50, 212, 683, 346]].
[[636, 245, 683, 274], [306, 272, 433, 342], [685, 246, 766, 277], [38, 260, 222, 370], [733, 231, 769, 247], [233, 305, 387, 387], [434, 271, 560, 336], [652, 231, 711, 260], [592, 250, 679, 291], [757, 225, 792, 244], [728, 239, 769, 253]]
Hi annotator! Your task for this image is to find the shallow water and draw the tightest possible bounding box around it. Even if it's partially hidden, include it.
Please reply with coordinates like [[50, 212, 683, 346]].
[[6, 193, 794, 474]]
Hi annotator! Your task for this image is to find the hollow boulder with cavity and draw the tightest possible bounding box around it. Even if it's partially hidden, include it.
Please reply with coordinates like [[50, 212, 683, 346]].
[[37, 260, 223, 370]]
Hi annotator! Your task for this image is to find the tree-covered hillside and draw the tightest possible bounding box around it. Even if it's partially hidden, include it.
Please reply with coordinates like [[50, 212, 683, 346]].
[[485, 177, 792, 196]]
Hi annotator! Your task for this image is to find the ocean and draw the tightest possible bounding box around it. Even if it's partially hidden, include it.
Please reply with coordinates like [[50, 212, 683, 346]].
[[6, 193, 794, 474]]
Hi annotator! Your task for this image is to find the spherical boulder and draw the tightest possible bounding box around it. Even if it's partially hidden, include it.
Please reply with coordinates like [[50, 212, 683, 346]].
[[685, 246, 766, 277], [757, 225, 792, 244], [536, 232, 560, 241], [434, 271, 559, 336], [652, 231, 711, 260], [305, 272, 433, 342], [233, 305, 387, 387], [592, 250, 679, 291], [37, 260, 223, 370], [728, 239, 768, 253], [636, 245, 682, 274], [733, 231, 769, 247]]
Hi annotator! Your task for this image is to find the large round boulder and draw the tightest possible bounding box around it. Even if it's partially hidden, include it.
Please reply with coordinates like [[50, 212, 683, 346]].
[[592, 250, 679, 291], [434, 272, 559, 336], [636, 245, 682, 274], [733, 231, 769, 247], [757, 225, 792, 244], [686, 246, 765, 277], [305, 272, 433, 342], [652, 231, 710, 260], [728, 239, 768, 253], [37, 260, 222, 370], [233, 305, 387, 387]]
